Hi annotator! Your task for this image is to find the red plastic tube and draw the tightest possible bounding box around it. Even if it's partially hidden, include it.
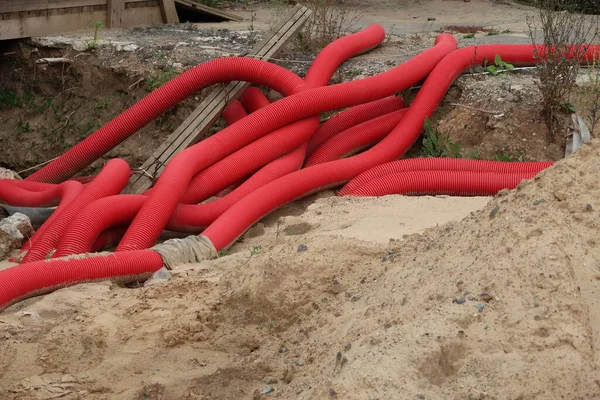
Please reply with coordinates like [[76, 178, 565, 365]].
[[26, 58, 307, 183], [222, 99, 248, 125], [339, 158, 554, 196], [118, 31, 457, 251], [0, 250, 163, 312], [201, 42, 600, 251], [21, 159, 131, 263], [180, 26, 388, 204], [54, 27, 389, 253], [0, 179, 81, 207], [305, 108, 407, 166], [344, 170, 537, 197], [53, 194, 145, 258], [306, 96, 405, 156]]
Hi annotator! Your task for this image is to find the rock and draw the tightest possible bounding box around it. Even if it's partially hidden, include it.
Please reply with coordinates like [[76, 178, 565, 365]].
[[144, 267, 172, 286], [71, 41, 88, 52], [553, 191, 568, 201], [489, 207, 500, 217], [476, 303, 485, 312], [479, 292, 493, 302], [453, 297, 466, 304], [123, 44, 139, 52], [504, 92, 521, 103], [0, 213, 33, 260], [172, 63, 185, 73], [245, 223, 265, 238], [0, 167, 21, 180], [297, 244, 308, 253], [263, 386, 274, 394], [329, 388, 338, 398]]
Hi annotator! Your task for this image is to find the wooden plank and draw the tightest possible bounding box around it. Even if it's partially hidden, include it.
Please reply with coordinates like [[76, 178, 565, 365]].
[[0, 8, 107, 40], [158, 0, 178, 23], [107, 0, 124, 28], [124, 4, 312, 194], [174, 0, 242, 22], [0, 0, 106, 13], [0, 4, 161, 40]]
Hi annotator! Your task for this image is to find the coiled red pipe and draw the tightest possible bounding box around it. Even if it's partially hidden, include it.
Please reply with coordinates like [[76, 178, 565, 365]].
[[117, 31, 456, 251], [200, 42, 599, 250], [339, 158, 554, 196], [306, 96, 405, 156], [54, 28, 389, 252], [180, 26, 387, 203], [21, 159, 130, 262], [344, 170, 537, 197], [305, 108, 407, 166]]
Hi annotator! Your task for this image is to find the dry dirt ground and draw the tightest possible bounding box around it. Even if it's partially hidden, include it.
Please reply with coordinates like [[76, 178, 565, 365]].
[[1, 0, 600, 399]]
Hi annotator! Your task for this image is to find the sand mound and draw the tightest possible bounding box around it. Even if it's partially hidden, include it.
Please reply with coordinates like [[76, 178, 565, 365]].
[[1, 142, 600, 399]]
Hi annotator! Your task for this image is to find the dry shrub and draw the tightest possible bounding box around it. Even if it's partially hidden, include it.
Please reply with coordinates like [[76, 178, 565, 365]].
[[528, 0, 599, 138], [295, 0, 362, 52]]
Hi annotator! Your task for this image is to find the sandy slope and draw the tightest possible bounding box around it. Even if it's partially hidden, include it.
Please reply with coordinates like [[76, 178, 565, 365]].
[[1, 140, 600, 399]]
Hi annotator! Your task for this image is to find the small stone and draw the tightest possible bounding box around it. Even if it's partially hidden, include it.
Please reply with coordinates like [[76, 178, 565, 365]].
[[417, 395, 426, 400], [144, 267, 172, 286], [534, 314, 542, 320], [0, 213, 33, 259], [344, 343, 352, 351], [172, 62, 185, 73], [479, 292, 493, 302], [476, 303, 485, 313], [0, 167, 21, 180], [453, 297, 466, 304], [504, 92, 521, 102], [427, 17, 436, 21], [489, 207, 500, 217], [123, 44, 139, 52], [336, 352, 342, 361], [297, 244, 308, 252], [263, 386, 274, 394], [553, 191, 567, 201], [585, 204, 593, 212], [295, 360, 304, 366], [525, 216, 533, 223], [533, 199, 546, 206], [329, 388, 338, 398]]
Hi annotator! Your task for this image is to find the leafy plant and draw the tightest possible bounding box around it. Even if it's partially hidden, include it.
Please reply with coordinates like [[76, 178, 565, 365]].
[[95, 98, 110, 109], [464, 33, 476, 39], [146, 66, 178, 91], [495, 149, 525, 162], [13, 121, 31, 137], [218, 249, 230, 257], [421, 118, 462, 158], [86, 20, 104, 52], [0, 86, 21, 110], [486, 54, 515, 76]]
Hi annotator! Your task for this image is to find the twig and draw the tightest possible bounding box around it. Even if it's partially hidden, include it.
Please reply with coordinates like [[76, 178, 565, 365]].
[[17, 157, 59, 175], [127, 78, 145, 91], [449, 103, 502, 115]]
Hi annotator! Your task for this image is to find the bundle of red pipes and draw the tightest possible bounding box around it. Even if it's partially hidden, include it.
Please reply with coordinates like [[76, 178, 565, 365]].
[[0, 25, 597, 311]]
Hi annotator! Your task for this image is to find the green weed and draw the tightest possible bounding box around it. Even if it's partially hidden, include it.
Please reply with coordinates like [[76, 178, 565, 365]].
[[421, 118, 462, 158], [146, 66, 178, 91]]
